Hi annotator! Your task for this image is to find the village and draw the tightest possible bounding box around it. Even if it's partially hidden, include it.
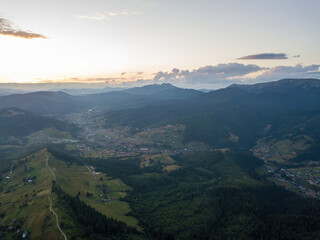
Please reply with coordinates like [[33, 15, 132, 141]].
[[60, 110, 209, 159], [270, 162, 320, 199]]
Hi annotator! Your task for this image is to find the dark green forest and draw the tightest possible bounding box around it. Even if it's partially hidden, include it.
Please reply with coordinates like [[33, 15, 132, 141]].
[[81, 150, 320, 240], [52, 181, 141, 240]]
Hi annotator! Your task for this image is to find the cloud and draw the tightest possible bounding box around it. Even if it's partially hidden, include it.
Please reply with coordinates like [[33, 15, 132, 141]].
[[107, 12, 118, 17], [61, 77, 128, 83], [75, 12, 107, 20], [114, 63, 320, 89], [35, 63, 320, 90], [238, 53, 288, 60], [0, 17, 47, 39], [119, 11, 143, 16], [111, 63, 264, 89], [152, 63, 263, 85], [257, 64, 320, 81], [76, 10, 143, 20]]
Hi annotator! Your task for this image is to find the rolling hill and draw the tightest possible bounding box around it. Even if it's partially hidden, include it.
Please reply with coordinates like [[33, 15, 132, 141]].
[[104, 79, 320, 157], [0, 88, 26, 96], [0, 84, 204, 115], [0, 91, 87, 115], [124, 83, 203, 100], [0, 108, 78, 145]]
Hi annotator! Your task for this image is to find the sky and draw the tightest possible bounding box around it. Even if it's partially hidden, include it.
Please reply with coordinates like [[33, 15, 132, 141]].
[[0, 0, 320, 89]]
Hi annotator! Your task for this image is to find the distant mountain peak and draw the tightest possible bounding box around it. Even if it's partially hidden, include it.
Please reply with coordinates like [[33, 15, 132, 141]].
[[142, 83, 177, 89], [124, 83, 178, 95], [228, 78, 320, 93], [160, 82, 175, 87], [16, 90, 72, 98]]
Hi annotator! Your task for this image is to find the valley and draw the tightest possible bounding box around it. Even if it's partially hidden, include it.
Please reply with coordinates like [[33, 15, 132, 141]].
[[1, 0, 319, 238], [0, 79, 320, 239], [61, 109, 209, 158]]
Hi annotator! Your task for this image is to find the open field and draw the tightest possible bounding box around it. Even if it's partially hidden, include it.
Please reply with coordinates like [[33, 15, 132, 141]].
[[140, 154, 175, 168], [48, 154, 141, 230], [252, 135, 312, 163]]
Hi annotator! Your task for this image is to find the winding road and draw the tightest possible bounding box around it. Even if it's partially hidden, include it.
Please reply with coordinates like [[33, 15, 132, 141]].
[[46, 156, 68, 240]]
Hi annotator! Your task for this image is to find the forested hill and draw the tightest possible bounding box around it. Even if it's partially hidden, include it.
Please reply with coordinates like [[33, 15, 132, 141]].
[[104, 79, 320, 152], [0, 83, 204, 115], [0, 108, 78, 144], [85, 149, 320, 240]]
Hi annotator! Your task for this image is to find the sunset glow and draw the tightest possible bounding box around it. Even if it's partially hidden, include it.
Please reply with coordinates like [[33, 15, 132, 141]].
[[0, 0, 319, 88]]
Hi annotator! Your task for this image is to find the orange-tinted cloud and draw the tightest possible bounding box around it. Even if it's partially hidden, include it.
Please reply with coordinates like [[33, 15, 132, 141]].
[[0, 17, 47, 39]]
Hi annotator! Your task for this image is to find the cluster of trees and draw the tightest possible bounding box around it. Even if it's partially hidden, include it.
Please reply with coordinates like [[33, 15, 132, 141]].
[[52, 181, 139, 240], [126, 174, 320, 239], [47, 147, 82, 165]]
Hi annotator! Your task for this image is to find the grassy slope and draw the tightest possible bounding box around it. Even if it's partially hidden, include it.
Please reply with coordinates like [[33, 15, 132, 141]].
[[0, 149, 141, 239], [48, 154, 140, 230], [0, 150, 64, 240]]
